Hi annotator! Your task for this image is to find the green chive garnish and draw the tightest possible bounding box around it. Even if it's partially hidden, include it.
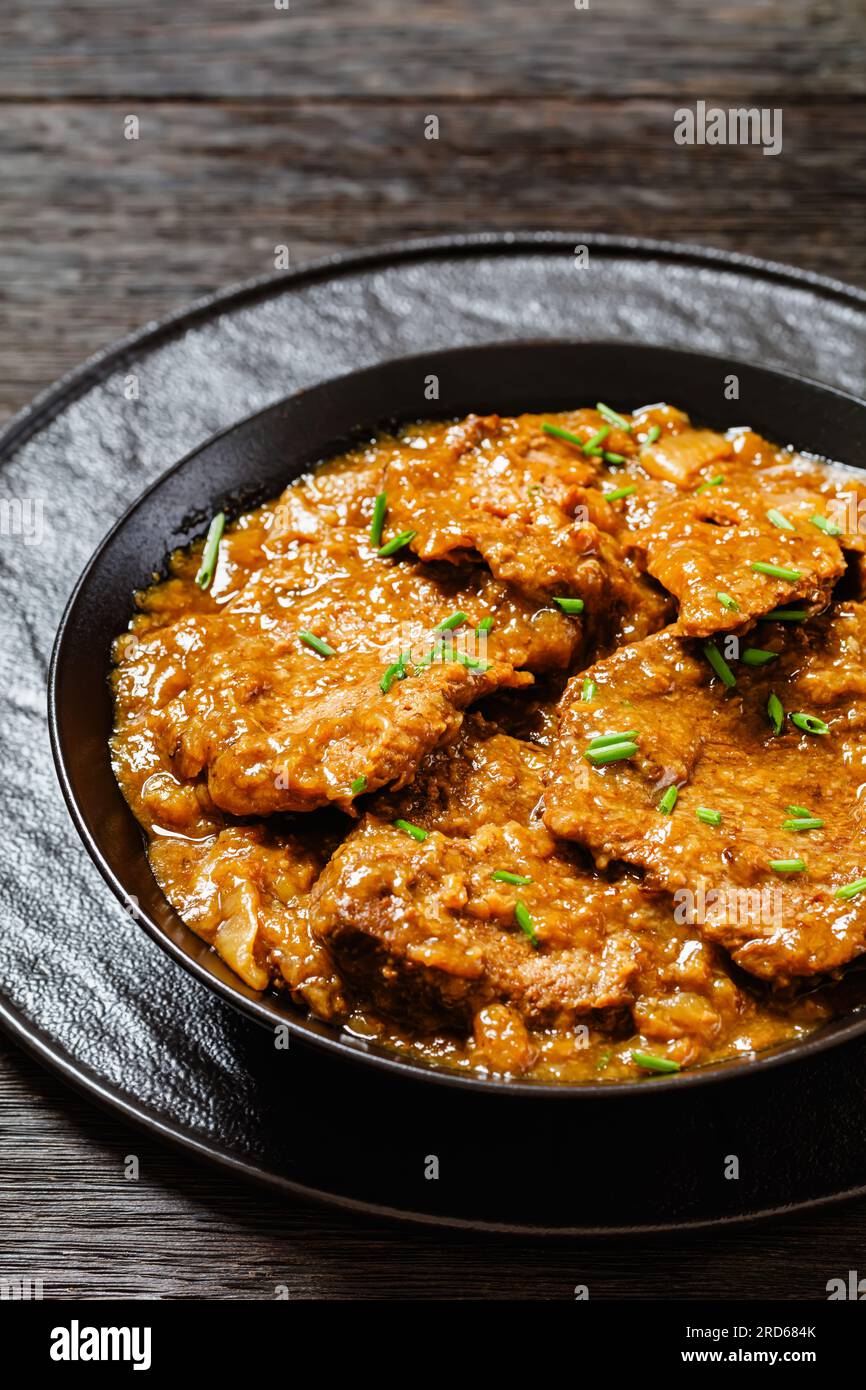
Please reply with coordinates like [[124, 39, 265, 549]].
[[298, 630, 335, 658], [553, 596, 585, 615], [585, 741, 639, 765], [632, 1050, 680, 1074], [742, 647, 778, 667], [703, 642, 737, 689], [350, 775, 367, 795], [767, 691, 785, 735], [767, 508, 794, 531], [581, 677, 597, 702], [658, 785, 678, 815], [597, 402, 632, 432], [810, 513, 842, 537], [783, 817, 824, 831], [491, 870, 533, 886], [605, 484, 637, 501], [787, 805, 812, 817], [769, 858, 806, 874], [766, 608, 808, 621], [394, 819, 427, 842], [750, 561, 802, 581], [454, 651, 489, 671], [369, 492, 387, 547], [436, 610, 468, 632], [642, 424, 661, 445], [790, 712, 829, 736], [380, 655, 408, 693], [514, 899, 539, 947], [835, 878, 866, 901], [195, 511, 226, 590], [378, 529, 416, 557], [717, 591, 739, 612], [696, 475, 724, 493], [582, 425, 611, 454], [696, 807, 722, 826], [477, 616, 494, 633], [603, 451, 627, 465], [541, 422, 584, 449], [588, 730, 639, 748]]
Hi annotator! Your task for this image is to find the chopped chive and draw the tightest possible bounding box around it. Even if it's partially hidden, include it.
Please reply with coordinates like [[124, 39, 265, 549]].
[[491, 870, 533, 886], [749, 560, 802, 581], [716, 590, 740, 612], [596, 1050, 612, 1071], [787, 805, 812, 817], [742, 647, 778, 667], [766, 608, 808, 621], [835, 878, 866, 901], [369, 492, 387, 547], [585, 740, 639, 765], [783, 817, 824, 831], [766, 508, 795, 531], [394, 818, 427, 842], [597, 402, 633, 433], [380, 655, 409, 693], [453, 651, 489, 671], [581, 677, 597, 702], [552, 596, 585, 615], [642, 424, 661, 445], [436, 610, 468, 632], [696, 474, 724, 494], [588, 730, 639, 748], [378, 529, 416, 557], [658, 785, 678, 815], [696, 806, 722, 826], [810, 513, 842, 537], [514, 899, 540, 947], [769, 858, 806, 874], [702, 641, 737, 689], [790, 712, 829, 736], [632, 1050, 681, 1074], [582, 424, 611, 453], [298, 630, 335, 658], [476, 615, 494, 633], [350, 775, 367, 795], [195, 511, 226, 590], [603, 451, 627, 465], [604, 484, 637, 501], [767, 691, 785, 735], [541, 422, 584, 449]]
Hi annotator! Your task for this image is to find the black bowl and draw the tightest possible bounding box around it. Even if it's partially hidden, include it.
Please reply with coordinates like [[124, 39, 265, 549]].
[[48, 340, 866, 1096]]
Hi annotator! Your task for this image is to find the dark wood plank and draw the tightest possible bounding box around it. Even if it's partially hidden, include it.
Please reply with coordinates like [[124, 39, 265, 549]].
[[2, 1033, 865, 1299], [2, 97, 864, 421], [1, 0, 863, 100]]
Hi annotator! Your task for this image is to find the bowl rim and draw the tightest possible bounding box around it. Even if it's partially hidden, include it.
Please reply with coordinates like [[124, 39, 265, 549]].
[[48, 335, 866, 1099]]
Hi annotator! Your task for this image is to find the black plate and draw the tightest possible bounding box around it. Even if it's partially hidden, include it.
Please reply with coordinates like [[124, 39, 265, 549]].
[[5, 233, 866, 1230], [48, 339, 866, 1098]]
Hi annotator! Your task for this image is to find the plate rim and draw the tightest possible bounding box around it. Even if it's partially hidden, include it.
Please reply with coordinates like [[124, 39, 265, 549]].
[[5, 228, 866, 465], [6, 994, 866, 1237], [10, 232, 866, 1229]]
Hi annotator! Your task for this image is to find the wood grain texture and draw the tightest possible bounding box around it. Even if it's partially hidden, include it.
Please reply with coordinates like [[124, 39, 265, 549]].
[[2, 1034, 865, 1300], [2, 0, 863, 100], [2, 96, 865, 421]]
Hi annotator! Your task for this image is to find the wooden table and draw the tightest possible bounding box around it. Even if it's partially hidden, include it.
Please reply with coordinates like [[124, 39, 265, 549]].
[[2, 0, 865, 1298]]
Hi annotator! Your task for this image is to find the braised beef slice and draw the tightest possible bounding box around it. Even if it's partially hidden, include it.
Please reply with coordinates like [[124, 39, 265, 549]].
[[544, 603, 866, 981]]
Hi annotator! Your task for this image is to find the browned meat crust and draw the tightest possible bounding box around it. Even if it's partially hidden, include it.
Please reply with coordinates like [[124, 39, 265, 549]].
[[544, 603, 866, 981], [311, 816, 642, 1033]]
